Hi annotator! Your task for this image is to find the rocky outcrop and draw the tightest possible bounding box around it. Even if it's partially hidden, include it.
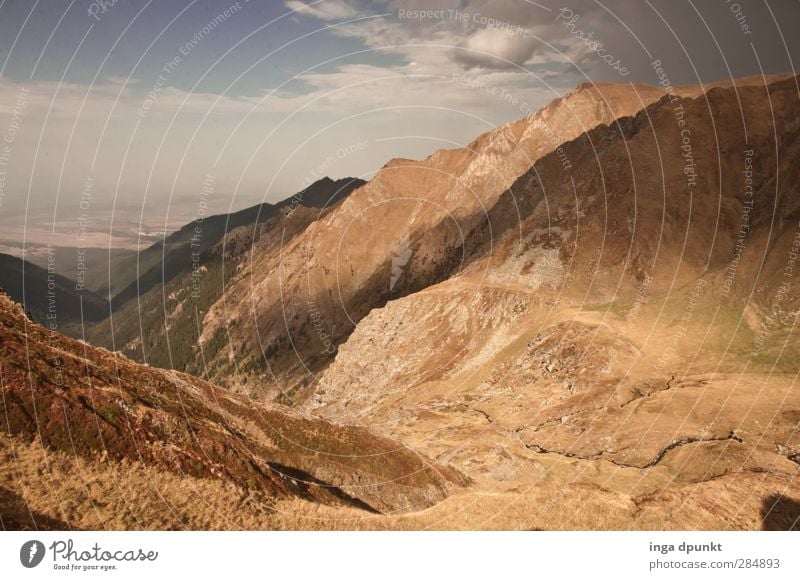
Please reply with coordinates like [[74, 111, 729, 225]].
[[309, 75, 800, 520]]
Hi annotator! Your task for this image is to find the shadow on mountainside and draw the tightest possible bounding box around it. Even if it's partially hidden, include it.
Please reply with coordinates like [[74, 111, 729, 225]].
[[0, 487, 75, 530], [761, 494, 800, 530]]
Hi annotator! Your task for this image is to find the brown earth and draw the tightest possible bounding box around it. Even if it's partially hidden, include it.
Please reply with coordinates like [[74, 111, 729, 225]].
[[0, 291, 464, 529], [306, 75, 800, 527]]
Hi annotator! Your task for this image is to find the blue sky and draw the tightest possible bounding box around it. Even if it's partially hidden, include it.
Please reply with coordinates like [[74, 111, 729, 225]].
[[0, 0, 798, 239], [0, 1, 378, 95]]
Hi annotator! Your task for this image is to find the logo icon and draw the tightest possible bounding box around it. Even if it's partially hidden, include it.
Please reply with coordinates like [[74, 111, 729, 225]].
[[20, 540, 46, 568]]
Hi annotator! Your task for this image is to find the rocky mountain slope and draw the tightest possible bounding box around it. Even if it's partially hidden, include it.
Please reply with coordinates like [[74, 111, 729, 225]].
[[193, 82, 691, 400], [193, 76, 793, 403], [6, 74, 799, 530], [305, 75, 800, 527], [0, 291, 463, 529], [88, 177, 364, 373]]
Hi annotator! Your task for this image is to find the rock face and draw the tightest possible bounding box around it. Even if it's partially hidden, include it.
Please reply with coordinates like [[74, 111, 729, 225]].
[[307, 75, 800, 525], [0, 291, 463, 529], [195, 82, 685, 400]]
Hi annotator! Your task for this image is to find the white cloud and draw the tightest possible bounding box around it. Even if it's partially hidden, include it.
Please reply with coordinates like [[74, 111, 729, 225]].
[[453, 27, 541, 69], [0, 0, 583, 225], [284, 0, 358, 21]]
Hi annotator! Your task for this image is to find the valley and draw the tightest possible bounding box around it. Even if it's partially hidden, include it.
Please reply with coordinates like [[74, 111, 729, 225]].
[[2, 74, 799, 531]]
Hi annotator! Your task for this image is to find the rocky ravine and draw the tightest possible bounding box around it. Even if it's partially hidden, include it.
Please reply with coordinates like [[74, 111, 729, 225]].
[[307, 75, 800, 527]]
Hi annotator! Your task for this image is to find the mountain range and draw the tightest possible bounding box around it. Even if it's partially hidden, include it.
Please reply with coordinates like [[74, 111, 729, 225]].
[[2, 74, 799, 530]]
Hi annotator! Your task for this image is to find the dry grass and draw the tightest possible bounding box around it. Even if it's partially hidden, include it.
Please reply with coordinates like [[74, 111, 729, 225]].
[[5, 435, 799, 530]]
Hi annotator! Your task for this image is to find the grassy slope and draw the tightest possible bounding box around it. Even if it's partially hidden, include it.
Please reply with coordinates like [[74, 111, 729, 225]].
[[0, 291, 464, 528]]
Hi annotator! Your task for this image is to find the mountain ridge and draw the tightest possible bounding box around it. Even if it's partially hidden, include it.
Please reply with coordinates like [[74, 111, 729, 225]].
[[4, 72, 800, 530], [310, 75, 800, 502], [191, 78, 705, 400]]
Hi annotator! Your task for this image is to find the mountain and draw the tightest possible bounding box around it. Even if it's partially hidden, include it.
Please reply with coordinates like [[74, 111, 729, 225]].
[[20, 245, 136, 296], [107, 176, 365, 306], [0, 290, 462, 529], [191, 82, 699, 401], [306, 75, 800, 528], [5, 74, 800, 530], [0, 253, 107, 336], [194, 78, 784, 402], [87, 177, 365, 373]]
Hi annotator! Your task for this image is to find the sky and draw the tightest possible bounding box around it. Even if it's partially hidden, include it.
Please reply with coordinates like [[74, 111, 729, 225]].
[[0, 0, 798, 243]]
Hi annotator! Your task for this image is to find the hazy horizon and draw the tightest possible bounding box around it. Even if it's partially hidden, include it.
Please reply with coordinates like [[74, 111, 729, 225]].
[[1, 0, 798, 249]]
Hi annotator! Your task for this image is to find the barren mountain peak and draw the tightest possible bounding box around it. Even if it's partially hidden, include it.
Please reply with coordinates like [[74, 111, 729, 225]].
[[190, 78, 704, 400]]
